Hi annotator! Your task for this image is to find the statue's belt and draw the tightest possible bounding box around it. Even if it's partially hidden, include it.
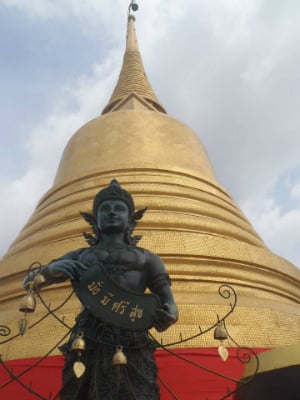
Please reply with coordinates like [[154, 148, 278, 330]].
[[72, 263, 160, 331]]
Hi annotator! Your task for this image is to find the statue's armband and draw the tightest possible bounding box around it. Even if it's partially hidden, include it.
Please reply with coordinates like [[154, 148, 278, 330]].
[[149, 273, 171, 293]]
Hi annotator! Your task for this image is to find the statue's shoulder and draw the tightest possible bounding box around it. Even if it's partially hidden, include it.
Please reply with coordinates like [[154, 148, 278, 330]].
[[135, 246, 162, 264], [60, 247, 89, 260], [135, 246, 152, 256]]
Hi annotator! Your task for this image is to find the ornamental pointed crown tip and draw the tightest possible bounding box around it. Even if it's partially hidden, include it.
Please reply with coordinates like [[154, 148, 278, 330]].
[[93, 179, 135, 216], [101, 10, 166, 115]]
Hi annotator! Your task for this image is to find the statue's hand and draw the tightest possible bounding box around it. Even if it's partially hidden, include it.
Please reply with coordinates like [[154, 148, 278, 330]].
[[154, 303, 178, 332], [23, 260, 88, 292], [23, 270, 39, 291], [46, 260, 88, 282]]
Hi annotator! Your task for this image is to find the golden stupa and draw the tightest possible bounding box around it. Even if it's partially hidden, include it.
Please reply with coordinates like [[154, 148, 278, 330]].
[[1, 14, 300, 362]]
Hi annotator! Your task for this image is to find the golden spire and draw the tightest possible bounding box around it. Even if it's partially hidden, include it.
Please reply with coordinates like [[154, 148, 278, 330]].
[[102, 14, 166, 114]]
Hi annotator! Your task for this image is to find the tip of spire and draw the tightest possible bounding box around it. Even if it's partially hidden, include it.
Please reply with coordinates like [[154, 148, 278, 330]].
[[101, 2, 166, 115], [128, 1, 139, 16], [128, 14, 135, 22], [127, 2, 138, 32]]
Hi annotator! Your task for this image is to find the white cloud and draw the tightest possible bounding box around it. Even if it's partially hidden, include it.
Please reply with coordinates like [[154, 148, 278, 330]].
[[151, 0, 300, 205], [291, 184, 300, 202], [0, 0, 127, 43], [0, 0, 60, 18], [0, 168, 49, 251], [0, 49, 120, 256], [0, 0, 103, 19], [24, 58, 118, 170], [243, 195, 300, 268]]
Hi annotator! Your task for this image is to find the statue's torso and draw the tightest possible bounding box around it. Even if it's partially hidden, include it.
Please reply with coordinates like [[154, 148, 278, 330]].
[[77, 245, 149, 293]]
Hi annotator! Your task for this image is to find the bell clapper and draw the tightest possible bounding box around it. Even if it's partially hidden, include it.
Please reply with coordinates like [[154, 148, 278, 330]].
[[18, 313, 28, 336], [217, 340, 229, 362], [71, 332, 86, 379]]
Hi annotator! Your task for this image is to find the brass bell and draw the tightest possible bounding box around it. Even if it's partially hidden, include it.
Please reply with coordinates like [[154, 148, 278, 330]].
[[71, 332, 86, 352], [34, 272, 46, 287], [112, 345, 127, 366], [19, 292, 36, 313], [214, 321, 228, 341]]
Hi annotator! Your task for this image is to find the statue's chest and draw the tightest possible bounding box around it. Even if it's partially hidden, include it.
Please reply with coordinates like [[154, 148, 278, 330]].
[[79, 247, 147, 291]]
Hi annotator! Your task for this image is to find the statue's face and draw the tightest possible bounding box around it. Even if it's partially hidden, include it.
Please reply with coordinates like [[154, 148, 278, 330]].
[[97, 199, 130, 234]]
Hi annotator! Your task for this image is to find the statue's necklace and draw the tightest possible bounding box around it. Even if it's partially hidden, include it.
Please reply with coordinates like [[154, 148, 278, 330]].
[[100, 243, 131, 253]]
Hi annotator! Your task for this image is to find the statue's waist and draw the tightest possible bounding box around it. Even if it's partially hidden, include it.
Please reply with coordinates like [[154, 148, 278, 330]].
[[70, 309, 154, 349]]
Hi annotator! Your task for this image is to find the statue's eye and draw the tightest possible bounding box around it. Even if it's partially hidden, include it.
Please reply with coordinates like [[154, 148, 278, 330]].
[[100, 205, 110, 212], [115, 205, 126, 211]]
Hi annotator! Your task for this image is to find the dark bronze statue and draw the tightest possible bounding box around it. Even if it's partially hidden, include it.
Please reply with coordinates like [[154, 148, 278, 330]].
[[24, 179, 178, 400]]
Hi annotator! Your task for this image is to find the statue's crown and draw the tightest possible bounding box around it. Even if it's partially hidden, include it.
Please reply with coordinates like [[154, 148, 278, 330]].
[[93, 179, 135, 216]]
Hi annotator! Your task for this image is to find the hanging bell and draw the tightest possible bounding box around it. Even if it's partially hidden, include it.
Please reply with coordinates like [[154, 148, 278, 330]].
[[112, 345, 127, 366], [71, 332, 86, 352], [214, 321, 228, 341], [71, 332, 86, 379], [19, 292, 36, 313]]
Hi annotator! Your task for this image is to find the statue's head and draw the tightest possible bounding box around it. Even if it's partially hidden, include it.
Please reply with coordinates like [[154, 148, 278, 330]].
[[80, 179, 146, 246], [93, 179, 135, 219]]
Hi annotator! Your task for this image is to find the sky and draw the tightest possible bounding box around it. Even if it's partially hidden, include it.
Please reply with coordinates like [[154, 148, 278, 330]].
[[0, 0, 299, 267]]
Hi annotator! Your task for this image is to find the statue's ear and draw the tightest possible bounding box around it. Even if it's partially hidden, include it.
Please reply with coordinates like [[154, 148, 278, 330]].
[[133, 207, 147, 221], [80, 211, 100, 246], [80, 211, 97, 230]]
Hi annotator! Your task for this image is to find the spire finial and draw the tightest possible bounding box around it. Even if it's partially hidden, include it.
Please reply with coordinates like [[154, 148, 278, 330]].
[[128, 1, 139, 16], [101, 1, 166, 115]]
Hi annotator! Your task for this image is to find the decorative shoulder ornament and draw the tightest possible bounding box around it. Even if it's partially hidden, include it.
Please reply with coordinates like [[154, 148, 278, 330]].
[[80, 179, 147, 246]]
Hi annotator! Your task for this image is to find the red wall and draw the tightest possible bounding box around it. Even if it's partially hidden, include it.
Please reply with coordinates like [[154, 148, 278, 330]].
[[0, 348, 267, 400]]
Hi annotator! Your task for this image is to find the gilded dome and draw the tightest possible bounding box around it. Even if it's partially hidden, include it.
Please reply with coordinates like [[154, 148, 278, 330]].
[[53, 110, 217, 186]]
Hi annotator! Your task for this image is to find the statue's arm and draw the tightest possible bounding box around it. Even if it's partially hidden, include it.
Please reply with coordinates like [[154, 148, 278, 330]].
[[23, 249, 87, 291], [147, 252, 179, 332]]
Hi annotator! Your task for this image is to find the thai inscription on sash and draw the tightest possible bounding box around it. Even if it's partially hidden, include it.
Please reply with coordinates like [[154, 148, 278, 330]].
[[72, 263, 160, 331]]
